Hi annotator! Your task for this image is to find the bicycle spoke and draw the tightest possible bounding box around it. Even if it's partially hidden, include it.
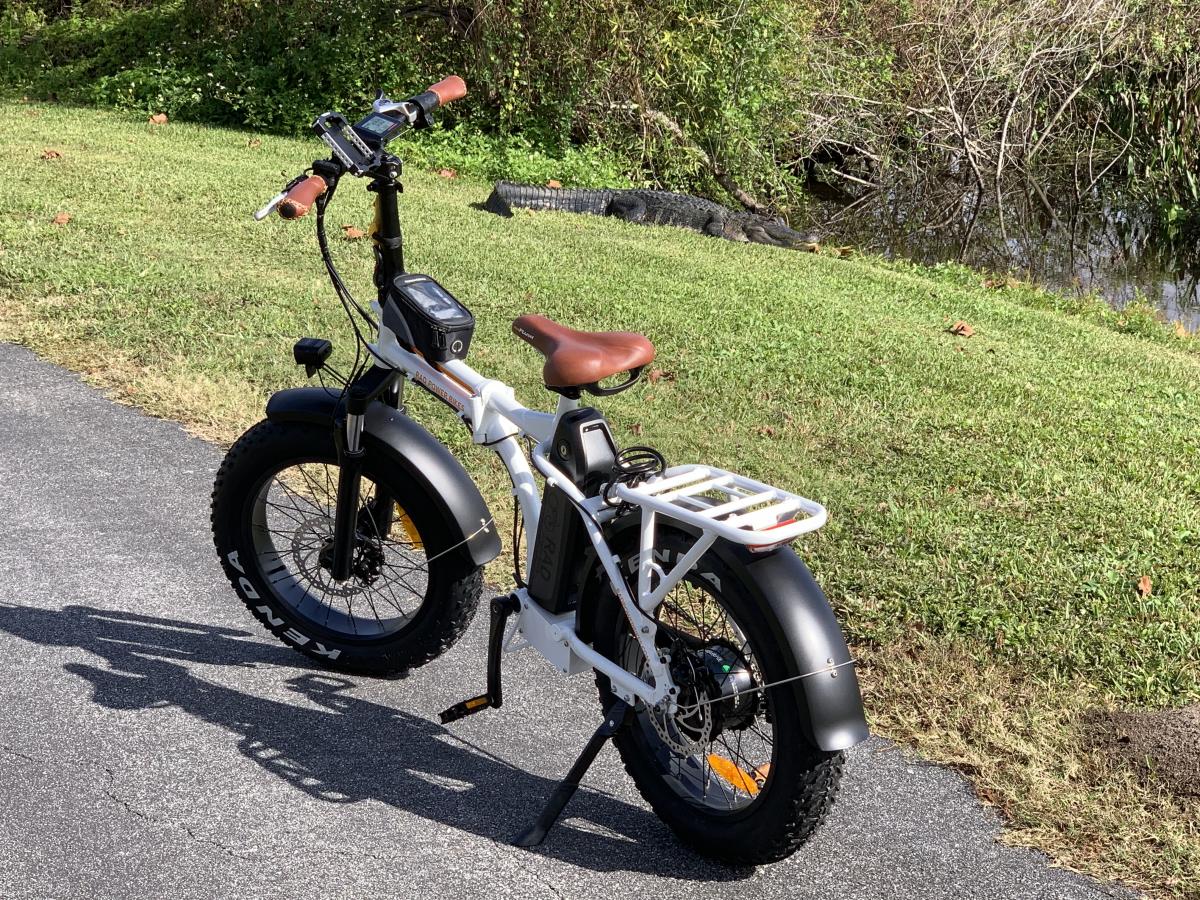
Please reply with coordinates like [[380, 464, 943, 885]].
[[249, 460, 432, 640], [624, 558, 773, 814]]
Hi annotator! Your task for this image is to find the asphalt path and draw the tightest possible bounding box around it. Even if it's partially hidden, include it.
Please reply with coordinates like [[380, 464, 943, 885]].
[[0, 343, 1135, 899]]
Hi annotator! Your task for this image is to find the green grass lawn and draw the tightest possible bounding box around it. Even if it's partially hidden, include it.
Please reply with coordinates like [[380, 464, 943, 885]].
[[3, 101, 1198, 895]]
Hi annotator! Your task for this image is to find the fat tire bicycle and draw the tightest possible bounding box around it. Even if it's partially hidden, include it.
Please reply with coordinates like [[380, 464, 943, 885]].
[[210, 76, 868, 865]]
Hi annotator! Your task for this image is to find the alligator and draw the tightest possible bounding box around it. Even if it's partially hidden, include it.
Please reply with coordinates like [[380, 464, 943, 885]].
[[484, 181, 820, 250]]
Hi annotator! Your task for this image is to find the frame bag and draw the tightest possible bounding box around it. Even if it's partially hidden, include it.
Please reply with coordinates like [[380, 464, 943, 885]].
[[383, 273, 475, 362]]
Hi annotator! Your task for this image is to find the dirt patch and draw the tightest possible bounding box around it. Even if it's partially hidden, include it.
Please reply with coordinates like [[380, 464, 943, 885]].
[[1087, 704, 1200, 799]]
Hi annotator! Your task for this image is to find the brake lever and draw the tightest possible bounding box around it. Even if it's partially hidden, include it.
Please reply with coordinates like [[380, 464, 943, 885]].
[[254, 191, 287, 221]]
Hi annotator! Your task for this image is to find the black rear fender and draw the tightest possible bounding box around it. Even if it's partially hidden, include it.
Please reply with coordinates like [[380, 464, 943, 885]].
[[265, 386, 502, 568], [578, 515, 868, 752]]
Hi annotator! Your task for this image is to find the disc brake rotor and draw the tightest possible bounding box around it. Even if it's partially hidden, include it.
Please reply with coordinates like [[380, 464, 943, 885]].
[[293, 514, 381, 598], [642, 659, 714, 757]]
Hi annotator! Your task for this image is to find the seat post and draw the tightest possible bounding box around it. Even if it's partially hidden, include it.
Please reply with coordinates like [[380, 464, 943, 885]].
[[555, 393, 580, 419]]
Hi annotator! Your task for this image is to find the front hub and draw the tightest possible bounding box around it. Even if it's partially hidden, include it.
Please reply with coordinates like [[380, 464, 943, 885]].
[[317, 535, 384, 584]]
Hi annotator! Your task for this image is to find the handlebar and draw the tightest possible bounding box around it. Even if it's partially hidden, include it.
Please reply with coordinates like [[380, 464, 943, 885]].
[[420, 75, 468, 110], [257, 76, 467, 220]]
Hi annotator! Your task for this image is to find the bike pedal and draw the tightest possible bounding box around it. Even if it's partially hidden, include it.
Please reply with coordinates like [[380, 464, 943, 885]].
[[438, 694, 495, 724]]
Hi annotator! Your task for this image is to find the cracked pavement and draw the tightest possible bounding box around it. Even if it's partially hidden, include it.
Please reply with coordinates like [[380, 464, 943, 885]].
[[0, 343, 1136, 899]]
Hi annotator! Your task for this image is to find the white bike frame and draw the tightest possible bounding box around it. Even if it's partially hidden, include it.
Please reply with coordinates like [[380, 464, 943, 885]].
[[369, 310, 828, 710]]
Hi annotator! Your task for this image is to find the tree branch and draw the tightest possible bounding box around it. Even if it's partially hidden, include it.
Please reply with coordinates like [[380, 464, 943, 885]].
[[641, 107, 773, 215]]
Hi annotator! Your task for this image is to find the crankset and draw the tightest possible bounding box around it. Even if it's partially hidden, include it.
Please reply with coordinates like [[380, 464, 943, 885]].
[[438, 594, 632, 850]]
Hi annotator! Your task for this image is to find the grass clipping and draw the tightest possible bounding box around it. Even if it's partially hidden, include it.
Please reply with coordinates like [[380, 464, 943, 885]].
[[863, 638, 1199, 898]]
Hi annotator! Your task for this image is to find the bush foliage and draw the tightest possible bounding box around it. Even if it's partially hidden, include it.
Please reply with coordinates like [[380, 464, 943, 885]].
[[2, 0, 1196, 212]]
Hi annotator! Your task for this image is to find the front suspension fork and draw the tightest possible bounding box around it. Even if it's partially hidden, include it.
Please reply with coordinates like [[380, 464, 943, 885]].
[[329, 370, 402, 582]]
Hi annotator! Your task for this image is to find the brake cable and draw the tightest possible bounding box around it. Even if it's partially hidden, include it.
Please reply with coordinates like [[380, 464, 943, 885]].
[[315, 181, 378, 331], [313, 180, 395, 387]]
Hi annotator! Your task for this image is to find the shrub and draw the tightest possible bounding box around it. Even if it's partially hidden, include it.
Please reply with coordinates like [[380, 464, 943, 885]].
[[2, 0, 1196, 218]]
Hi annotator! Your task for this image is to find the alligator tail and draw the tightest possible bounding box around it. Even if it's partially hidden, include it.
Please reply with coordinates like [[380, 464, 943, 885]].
[[485, 181, 614, 218]]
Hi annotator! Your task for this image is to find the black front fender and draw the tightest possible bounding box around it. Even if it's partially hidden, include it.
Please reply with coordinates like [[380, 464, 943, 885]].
[[265, 386, 502, 568]]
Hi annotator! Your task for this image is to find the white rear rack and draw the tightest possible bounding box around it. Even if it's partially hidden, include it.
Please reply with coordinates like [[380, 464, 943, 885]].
[[610, 465, 827, 547]]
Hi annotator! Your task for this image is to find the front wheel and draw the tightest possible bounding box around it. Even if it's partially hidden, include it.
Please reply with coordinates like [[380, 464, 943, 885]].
[[211, 418, 483, 676], [593, 531, 844, 865]]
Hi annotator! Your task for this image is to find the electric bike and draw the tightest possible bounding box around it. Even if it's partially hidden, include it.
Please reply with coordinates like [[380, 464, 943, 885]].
[[210, 76, 868, 864]]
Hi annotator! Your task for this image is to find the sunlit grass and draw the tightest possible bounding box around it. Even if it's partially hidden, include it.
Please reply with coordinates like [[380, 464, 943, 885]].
[[2, 100, 1198, 896]]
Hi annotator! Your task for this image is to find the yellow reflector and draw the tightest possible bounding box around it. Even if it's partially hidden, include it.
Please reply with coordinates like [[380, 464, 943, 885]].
[[394, 504, 423, 550], [707, 754, 761, 795]]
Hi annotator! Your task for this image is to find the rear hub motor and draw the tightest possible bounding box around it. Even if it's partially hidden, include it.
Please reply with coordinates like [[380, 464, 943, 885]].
[[692, 642, 757, 733], [646, 642, 757, 755]]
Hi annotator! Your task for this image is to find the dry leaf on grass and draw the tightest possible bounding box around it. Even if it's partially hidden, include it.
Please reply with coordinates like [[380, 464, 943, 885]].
[[51, 212, 71, 226], [148, 113, 169, 125], [948, 320, 975, 338], [40, 148, 62, 160], [547, 179, 563, 189], [1136, 575, 1152, 598], [646, 368, 674, 384], [975, 784, 1001, 806], [983, 275, 1020, 290], [341, 225, 366, 240], [437, 168, 457, 179]]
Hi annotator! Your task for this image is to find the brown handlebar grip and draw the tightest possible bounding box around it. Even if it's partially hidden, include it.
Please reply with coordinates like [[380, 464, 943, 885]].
[[426, 75, 467, 107], [278, 175, 328, 220]]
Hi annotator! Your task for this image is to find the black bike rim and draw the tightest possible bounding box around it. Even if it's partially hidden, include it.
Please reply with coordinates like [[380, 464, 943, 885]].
[[247, 458, 432, 641]]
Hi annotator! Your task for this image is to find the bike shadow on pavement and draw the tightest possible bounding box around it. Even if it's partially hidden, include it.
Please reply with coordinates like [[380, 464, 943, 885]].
[[0, 602, 749, 881]]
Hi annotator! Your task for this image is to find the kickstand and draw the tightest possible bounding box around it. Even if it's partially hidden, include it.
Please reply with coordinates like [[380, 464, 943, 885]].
[[513, 699, 630, 848]]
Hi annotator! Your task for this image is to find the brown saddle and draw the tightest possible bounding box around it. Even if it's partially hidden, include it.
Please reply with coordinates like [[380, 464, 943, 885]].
[[512, 314, 655, 396]]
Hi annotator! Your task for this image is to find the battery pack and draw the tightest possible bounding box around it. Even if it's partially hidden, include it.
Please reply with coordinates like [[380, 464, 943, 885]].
[[527, 483, 587, 614], [527, 407, 618, 614]]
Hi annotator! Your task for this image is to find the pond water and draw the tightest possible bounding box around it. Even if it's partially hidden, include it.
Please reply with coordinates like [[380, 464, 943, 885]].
[[799, 175, 1200, 331]]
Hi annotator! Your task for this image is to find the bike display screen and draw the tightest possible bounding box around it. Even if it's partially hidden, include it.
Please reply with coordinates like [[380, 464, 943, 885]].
[[354, 112, 407, 145], [398, 277, 472, 323]]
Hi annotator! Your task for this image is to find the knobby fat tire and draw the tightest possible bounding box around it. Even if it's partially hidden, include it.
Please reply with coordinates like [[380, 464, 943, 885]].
[[211, 419, 483, 676]]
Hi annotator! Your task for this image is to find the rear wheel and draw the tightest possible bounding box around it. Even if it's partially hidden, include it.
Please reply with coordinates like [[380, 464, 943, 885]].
[[593, 531, 844, 865], [211, 419, 483, 676]]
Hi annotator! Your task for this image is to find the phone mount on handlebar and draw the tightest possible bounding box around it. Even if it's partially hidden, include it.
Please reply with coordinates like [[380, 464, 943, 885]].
[[312, 92, 433, 177], [312, 112, 379, 176]]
